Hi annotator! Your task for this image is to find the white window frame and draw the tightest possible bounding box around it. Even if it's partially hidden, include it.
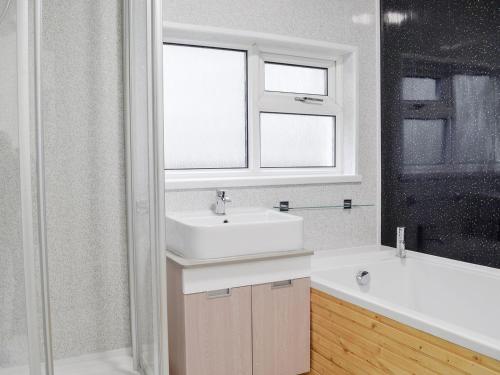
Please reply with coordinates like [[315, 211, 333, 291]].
[[163, 22, 361, 189], [256, 54, 340, 171]]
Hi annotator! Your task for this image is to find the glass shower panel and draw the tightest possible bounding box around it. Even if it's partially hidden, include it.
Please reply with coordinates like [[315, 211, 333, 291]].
[[41, 0, 130, 372], [128, 0, 156, 372], [0, 0, 37, 373]]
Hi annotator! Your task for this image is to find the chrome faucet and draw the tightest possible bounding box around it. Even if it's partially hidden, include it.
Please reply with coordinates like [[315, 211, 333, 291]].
[[396, 226, 406, 258], [215, 190, 231, 215]]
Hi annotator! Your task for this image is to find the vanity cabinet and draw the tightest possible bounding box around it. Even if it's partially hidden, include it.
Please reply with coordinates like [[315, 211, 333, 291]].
[[167, 260, 310, 375], [252, 278, 310, 375], [184, 286, 253, 375]]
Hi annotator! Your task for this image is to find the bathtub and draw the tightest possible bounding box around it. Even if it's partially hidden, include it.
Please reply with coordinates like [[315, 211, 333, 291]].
[[311, 245, 500, 361]]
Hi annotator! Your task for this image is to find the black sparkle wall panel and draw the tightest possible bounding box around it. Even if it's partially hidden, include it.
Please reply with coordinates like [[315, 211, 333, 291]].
[[381, 0, 500, 268]]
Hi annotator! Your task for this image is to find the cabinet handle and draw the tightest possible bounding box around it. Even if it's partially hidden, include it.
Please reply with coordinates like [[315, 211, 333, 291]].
[[206, 288, 231, 299], [271, 279, 293, 289]]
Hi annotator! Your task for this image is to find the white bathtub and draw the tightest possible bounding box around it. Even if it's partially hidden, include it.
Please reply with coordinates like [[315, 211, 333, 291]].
[[312, 245, 500, 360]]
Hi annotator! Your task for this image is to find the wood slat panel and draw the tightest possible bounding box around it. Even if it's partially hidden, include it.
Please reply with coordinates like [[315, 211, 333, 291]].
[[310, 349, 352, 375], [310, 288, 500, 375], [312, 289, 500, 373], [312, 329, 411, 375], [311, 292, 497, 375], [308, 368, 323, 375], [311, 310, 455, 375], [312, 331, 387, 375], [312, 320, 434, 375]]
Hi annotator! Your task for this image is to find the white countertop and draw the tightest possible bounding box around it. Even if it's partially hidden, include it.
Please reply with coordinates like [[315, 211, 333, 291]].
[[165, 248, 313, 268], [166, 248, 313, 294]]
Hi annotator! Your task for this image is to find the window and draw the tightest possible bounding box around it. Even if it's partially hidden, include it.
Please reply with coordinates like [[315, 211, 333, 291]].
[[163, 24, 359, 188], [260, 113, 335, 168], [264, 62, 328, 95], [163, 44, 247, 169]]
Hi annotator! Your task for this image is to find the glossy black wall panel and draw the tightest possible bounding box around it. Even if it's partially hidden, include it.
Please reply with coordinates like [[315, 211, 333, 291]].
[[381, 0, 500, 268]]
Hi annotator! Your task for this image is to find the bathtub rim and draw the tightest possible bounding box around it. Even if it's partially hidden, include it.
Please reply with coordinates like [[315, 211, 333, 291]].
[[311, 245, 500, 361]]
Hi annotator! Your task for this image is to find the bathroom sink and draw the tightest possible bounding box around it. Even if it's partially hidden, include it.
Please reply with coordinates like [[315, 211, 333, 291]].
[[165, 208, 304, 259]]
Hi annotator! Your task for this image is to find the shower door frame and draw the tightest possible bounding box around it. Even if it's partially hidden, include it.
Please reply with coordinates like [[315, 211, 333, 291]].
[[13, 0, 52, 373], [124, 0, 168, 374], [9, 0, 167, 372], [17, 0, 43, 371]]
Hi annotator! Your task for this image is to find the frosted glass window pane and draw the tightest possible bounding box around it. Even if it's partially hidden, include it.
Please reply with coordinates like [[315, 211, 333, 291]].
[[163, 44, 247, 169], [402, 77, 438, 100], [260, 113, 335, 168], [264, 63, 327, 95], [403, 119, 446, 165]]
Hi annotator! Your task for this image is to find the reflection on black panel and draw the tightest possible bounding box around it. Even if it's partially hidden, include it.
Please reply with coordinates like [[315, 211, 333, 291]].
[[403, 119, 446, 166], [402, 77, 440, 101], [381, 0, 500, 268]]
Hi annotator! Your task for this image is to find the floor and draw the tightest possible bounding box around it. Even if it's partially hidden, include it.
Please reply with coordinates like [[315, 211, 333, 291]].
[[0, 350, 138, 375], [54, 353, 137, 375]]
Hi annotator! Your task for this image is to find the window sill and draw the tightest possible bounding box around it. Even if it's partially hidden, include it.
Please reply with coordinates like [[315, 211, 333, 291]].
[[165, 173, 362, 190]]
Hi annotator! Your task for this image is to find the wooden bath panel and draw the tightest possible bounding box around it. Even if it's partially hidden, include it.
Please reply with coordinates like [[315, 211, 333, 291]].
[[307, 288, 500, 375]]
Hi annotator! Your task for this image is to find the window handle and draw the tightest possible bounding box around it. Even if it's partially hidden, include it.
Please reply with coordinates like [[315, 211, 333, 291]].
[[294, 96, 324, 103]]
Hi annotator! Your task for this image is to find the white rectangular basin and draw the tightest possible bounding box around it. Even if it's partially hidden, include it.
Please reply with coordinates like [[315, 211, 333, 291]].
[[165, 207, 304, 259]]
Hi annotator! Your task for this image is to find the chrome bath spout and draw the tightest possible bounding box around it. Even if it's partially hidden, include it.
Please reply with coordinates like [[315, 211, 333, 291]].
[[396, 226, 406, 258]]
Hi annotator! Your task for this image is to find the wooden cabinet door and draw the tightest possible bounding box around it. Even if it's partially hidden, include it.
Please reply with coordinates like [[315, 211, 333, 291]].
[[252, 278, 310, 375], [184, 286, 253, 375]]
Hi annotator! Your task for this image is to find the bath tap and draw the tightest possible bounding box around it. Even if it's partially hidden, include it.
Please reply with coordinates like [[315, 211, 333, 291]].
[[215, 189, 231, 215], [397, 226, 406, 258]]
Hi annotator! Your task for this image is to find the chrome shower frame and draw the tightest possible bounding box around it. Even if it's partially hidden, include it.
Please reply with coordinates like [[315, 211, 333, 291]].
[[15, 0, 53, 373], [124, 0, 168, 374], [11, 0, 167, 373]]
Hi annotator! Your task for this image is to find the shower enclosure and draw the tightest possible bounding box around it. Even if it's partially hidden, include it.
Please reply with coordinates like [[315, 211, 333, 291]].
[[0, 0, 47, 373], [124, 0, 168, 373], [1, 0, 166, 374]]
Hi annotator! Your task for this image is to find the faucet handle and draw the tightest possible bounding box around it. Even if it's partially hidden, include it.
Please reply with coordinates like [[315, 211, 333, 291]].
[[216, 189, 231, 202], [214, 190, 231, 215]]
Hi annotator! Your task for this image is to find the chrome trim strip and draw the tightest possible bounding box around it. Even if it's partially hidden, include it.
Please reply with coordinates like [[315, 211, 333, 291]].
[[151, 0, 168, 372], [34, 0, 54, 372], [17, 0, 42, 372], [123, 0, 139, 369]]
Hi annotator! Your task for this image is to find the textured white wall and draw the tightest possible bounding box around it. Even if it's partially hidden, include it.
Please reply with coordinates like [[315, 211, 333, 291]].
[[41, 0, 130, 359], [163, 0, 379, 251]]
